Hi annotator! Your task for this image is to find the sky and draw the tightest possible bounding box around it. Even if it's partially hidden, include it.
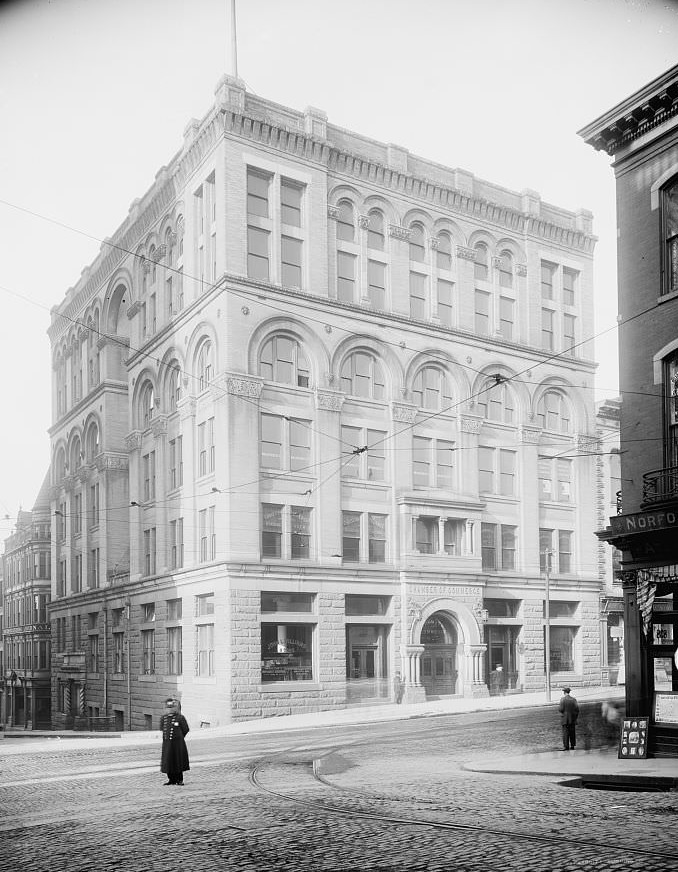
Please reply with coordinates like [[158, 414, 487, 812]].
[[0, 0, 676, 536]]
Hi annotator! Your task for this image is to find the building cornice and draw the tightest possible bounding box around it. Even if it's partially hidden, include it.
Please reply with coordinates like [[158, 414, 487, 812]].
[[578, 64, 678, 155]]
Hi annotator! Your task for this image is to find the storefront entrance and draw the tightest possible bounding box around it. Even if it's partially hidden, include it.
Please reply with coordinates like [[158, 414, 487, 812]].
[[346, 625, 389, 702], [420, 613, 458, 697]]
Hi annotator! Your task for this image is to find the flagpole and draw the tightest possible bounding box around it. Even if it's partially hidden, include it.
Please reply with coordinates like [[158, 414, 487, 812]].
[[229, 0, 238, 79]]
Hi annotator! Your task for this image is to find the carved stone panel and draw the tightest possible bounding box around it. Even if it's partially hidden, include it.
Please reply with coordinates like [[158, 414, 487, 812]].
[[456, 246, 477, 261], [460, 416, 482, 434], [227, 376, 263, 398], [327, 205, 340, 219], [519, 427, 541, 444], [124, 431, 143, 452], [388, 224, 411, 241], [316, 391, 345, 412], [392, 403, 417, 424]]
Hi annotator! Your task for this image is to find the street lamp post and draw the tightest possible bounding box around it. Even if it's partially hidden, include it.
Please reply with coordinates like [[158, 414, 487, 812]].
[[543, 549, 552, 703], [8, 671, 17, 727]]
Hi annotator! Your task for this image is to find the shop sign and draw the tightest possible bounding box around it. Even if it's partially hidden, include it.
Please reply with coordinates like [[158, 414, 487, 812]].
[[618, 717, 649, 759], [654, 691, 678, 725], [652, 623, 674, 645], [610, 511, 678, 535]]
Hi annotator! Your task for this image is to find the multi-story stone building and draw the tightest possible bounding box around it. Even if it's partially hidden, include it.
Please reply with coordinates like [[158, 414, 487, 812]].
[[1, 476, 52, 728], [581, 63, 678, 757], [48, 75, 601, 729]]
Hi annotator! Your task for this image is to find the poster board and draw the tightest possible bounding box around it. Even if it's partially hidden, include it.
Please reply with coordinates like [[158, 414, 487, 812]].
[[618, 717, 649, 759], [654, 691, 678, 725]]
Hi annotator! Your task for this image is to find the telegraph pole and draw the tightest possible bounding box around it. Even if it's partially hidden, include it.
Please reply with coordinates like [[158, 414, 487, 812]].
[[543, 549, 552, 702]]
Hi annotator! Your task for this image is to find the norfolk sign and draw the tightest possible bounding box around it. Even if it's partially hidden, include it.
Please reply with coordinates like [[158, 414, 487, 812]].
[[610, 509, 678, 536]]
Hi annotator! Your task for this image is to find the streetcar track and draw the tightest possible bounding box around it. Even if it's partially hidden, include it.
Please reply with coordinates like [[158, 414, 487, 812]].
[[249, 748, 677, 861]]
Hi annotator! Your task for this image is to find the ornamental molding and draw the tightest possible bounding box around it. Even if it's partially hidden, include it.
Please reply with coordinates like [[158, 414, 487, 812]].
[[95, 453, 129, 472], [456, 246, 476, 261], [519, 426, 542, 444], [388, 224, 412, 241], [124, 431, 143, 452], [227, 376, 263, 398], [429, 237, 441, 250], [460, 416, 483, 434], [126, 301, 142, 320], [150, 416, 168, 437], [166, 231, 177, 247], [491, 256, 503, 269], [392, 403, 417, 424], [151, 244, 166, 262], [141, 259, 151, 275], [177, 397, 197, 418], [576, 433, 600, 452], [358, 214, 370, 229], [327, 204, 340, 219], [316, 391, 345, 412], [515, 263, 528, 276]]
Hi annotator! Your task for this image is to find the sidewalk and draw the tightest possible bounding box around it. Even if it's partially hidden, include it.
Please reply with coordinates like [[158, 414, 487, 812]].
[[2, 684, 624, 751]]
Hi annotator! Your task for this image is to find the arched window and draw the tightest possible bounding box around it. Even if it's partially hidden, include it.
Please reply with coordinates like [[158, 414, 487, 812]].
[[409, 224, 426, 263], [412, 366, 453, 410], [663, 177, 678, 295], [260, 336, 310, 387], [71, 335, 83, 404], [54, 447, 67, 482], [140, 382, 156, 428], [197, 341, 213, 392], [367, 210, 385, 251], [70, 437, 82, 472], [86, 423, 100, 461], [56, 352, 67, 416], [336, 201, 355, 242], [474, 243, 489, 281], [477, 379, 514, 424], [537, 390, 571, 433], [340, 351, 385, 399], [436, 233, 452, 271], [148, 245, 157, 284], [499, 251, 513, 288], [166, 228, 175, 266], [167, 365, 182, 412]]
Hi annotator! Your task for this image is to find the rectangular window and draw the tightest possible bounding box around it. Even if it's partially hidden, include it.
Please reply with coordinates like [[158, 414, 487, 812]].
[[475, 290, 491, 335], [499, 296, 514, 341], [557, 459, 572, 502], [562, 267, 577, 306], [142, 602, 156, 623], [196, 593, 215, 616], [410, 272, 427, 320], [499, 450, 516, 497], [541, 261, 556, 300], [366, 431, 386, 481], [143, 528, 156, 576], [262, 504, 283, 558], [197, 624, 214, 676], [281, 178, 302, 227], [167, 598, 182, 620], [141, 629, 155, 675], [416, 517, 438, 554], [437, 279, 453, 327], [345, 594, 390, 616], [167, 276, 174, 316], [539, 528, 554, 573], [169, 436, 183, 489], [558, 530, 572, 574], [368, 259, 386, 310], [199, 510, 208, 562], [88, 548, 100, 589], [113, 632, 125, 673], [289, 420, 310, 472], [89, 484, 99, 527], [337, 251, 356, 302], [261, 592, 315, 613], [170, 518, 184, 569], [261, 623, 313, 682], [73, 492, 82, 535], [481, 523, 496, 570], [342, 511, 361, 562], [549, 626, 576, 672], [261, 414, 310, 472], [563, 313, 576, 355], [88, 635, 99, 673], [247, 226, 270, 280], [168, 626, 183, 676], [247, 169, 270, 218], [479, 446, 494, 493], [72, 553, 82, 593], [501, 525, 516, 571], [261, 413, 282, 469], [290, 506, 311, 559], [541, 309, 554, 351], [341, 426, 386, 480], [436, 440, 455, 489], [413, 435, 432, 487], [281, 235, 302, 287], [368, 513, 386, 563], [143, 451, 156, 500]]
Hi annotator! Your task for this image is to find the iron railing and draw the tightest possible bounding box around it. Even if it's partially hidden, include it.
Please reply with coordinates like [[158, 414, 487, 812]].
[[641, 465, 678, 508]]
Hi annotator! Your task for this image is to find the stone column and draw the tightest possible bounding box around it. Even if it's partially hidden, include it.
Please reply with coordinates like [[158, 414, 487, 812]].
[[464, 644, 489, 697], [124, 431, 143, 581], [401, 643, 426, 703]]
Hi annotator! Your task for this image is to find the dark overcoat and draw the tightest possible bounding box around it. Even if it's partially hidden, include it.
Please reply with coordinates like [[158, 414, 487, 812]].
[[160, 713, 190, 774], [559, 694, 579, 725]]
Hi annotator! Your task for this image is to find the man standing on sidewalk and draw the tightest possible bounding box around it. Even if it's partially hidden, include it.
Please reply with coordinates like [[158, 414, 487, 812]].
[[559, 687, 579, 750]]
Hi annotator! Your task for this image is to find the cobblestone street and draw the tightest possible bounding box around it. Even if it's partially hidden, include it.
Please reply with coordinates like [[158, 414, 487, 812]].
[[2, 705, 676, 872]]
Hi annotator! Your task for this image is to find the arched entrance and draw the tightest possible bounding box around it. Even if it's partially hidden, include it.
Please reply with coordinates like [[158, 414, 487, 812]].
[[420, 612, 458, 697]]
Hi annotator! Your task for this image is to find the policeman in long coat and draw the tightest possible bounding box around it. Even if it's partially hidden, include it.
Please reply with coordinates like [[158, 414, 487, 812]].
[[160, 697, 190, 785]]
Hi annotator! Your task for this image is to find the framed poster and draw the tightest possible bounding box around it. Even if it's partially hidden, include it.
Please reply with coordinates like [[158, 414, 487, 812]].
[[654, 691, 678, 725], [618, 717, 649, 759]]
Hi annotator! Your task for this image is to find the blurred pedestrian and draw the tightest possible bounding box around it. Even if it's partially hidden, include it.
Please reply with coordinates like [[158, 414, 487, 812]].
[[160, 697, 190, 785], [393, 671, 404, 704], [559, 686, 579, 750], [490, 664, 506, 696]]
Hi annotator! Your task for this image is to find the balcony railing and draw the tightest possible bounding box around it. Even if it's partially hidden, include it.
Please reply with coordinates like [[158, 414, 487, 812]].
[[616, 490, 622, 515], [641, 466, 678, 508]]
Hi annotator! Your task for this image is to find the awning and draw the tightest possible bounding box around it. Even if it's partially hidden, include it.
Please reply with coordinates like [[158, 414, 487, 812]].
[[637, 565, 678, 635]]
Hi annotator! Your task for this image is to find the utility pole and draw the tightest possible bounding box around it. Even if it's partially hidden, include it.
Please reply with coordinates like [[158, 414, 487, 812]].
[[543, 549, 552, 702]]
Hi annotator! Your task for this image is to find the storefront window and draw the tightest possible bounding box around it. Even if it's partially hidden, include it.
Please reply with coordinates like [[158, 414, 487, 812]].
[[261, 623, 313, 682], [261, 592, 314, 613], [345, 595, 389, 616], [544, 600, 578, 619], [484, 599, 520, 618], [654, 657, 673, 691], [548, 626, 576, 672]]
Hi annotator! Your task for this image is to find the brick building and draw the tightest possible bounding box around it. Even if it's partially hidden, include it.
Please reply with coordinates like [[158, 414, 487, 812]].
[[1, 475, 52, 728], [581, 63, 678, 756], [48, 75, 602, 729]]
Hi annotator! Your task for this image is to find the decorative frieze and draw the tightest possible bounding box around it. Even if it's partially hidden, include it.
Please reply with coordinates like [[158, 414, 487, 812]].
[[456, 245, 476, 261], [388, 224, 412, 241], [95, 453, 129, 472], [392, 403, 417, 424], [358, 214, 370, 229], [177, 396, 197, 418], [519, 427, 542, 444], [327, 204, 340, 219], [151, 416, 168, 437], [227, 376, 263, 398], [141, 259, 151, 275], [516, 263, 528, 276], [429, 237, 441, 250], [492, 256, 503, 269], [316, 390, 344, 412], [151, 244, 166, 262], [124, 431, 143, 452], [460, 416, 482, 434], [576, 433, 600, 452]]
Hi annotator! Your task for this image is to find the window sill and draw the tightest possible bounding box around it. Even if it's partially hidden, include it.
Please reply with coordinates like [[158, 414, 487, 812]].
[[111, 674, 127, 682], [658, 289, 678, 305], [138, 674, 157, 683], [260, 682, 321, 693]]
